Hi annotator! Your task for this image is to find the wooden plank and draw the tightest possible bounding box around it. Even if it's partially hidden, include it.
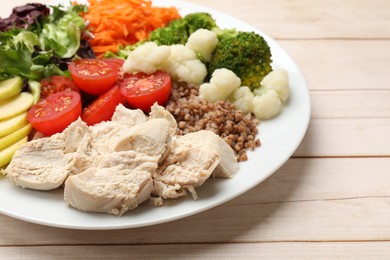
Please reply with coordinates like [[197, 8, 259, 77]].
[[310, 90, 390, 118], [0, 158, 389, 245], [189, 0, 390, 39], [294, 118, 390, 157], [278, 40, 390, 90], [232, 158, 390, 204], [1, 243, 390, 259]]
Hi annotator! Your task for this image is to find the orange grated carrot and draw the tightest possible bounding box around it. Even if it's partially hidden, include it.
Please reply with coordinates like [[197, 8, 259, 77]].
[[82, 0, 181, 57]]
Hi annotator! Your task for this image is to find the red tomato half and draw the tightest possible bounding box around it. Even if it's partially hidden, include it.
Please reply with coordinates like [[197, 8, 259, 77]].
[[103, 58, 125, 71], [68, 59, 119, 95], [27, 91, 82, 136], [119, 71, 171, 112], [81, 85, 125, 126], [40, 75, 79, 99]]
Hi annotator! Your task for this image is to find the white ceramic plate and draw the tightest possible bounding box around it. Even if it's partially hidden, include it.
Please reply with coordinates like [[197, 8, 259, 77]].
[[0, 0, 310, 230]]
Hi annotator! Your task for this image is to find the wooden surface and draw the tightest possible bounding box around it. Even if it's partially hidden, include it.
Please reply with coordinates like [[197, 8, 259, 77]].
[[1, 0, 389, 259]]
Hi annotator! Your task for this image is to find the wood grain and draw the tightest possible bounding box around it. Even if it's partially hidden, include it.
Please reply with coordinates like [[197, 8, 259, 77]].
[[279, 40, 390, 90], [2, 243, 390, 259], [189, 0, 390, 39]]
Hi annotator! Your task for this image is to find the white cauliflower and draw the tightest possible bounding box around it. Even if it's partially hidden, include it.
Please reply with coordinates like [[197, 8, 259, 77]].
[[199, 68, 241, 102], [252, 90, 282, 119], [161, 45, 207, 85], [122, 43, 207, 85], [123, 42, 171, 74], [186, 29, 218, 62], [231, 86, 254, 114], [261, 69, 290, 102]]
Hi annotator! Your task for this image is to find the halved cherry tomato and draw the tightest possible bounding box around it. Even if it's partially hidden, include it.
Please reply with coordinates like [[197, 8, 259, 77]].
[[103, 58, 124, 71], [40, 75, 79, 99], [27, 91, 82, 136], [68, 59, 119, 95], [119, 71, 171, 112], [81, 85, 125, 126]]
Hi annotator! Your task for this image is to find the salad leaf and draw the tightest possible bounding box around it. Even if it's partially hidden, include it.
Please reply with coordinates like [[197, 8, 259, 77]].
[[0, 3, 88, 81], [0, 3, 49, 32], [40, 5, 86, 58], [0, 48, 32, 80]]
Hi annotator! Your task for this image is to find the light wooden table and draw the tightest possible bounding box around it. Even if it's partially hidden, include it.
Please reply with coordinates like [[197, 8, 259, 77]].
[[1, 0, 390, 259]]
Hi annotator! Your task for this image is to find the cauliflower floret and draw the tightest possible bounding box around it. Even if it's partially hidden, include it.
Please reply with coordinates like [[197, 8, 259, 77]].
[[161, 45, 207, 85], [261, 69, 290, 102], [199, 68, 241, 102], [123, 42, 171, 74], [252, 89, 282, 119], [231, 86, 254, 114], [186, 29, 218, 62]]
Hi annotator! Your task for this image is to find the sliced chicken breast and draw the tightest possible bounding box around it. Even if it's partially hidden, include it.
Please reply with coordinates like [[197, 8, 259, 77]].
[[6, 138, 72, 190], [64, 167, 153, 216], [64, 118, 171, 215], [153, 142, 220, 199], [174, 130, 239, 178], [6, 119, 93, 190], [113, 118, 171, 159]]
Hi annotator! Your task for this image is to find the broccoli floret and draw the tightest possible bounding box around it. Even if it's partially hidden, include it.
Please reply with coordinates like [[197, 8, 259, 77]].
[[149, 19, 189, 45], [148, 12, 217, 46], [212, 27, 239, 41], [207, 31, 272, 89], [184, 12, 217, 34]]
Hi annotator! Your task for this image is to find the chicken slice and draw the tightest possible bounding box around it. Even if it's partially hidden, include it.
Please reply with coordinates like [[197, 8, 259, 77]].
[[6, 138, 72, 190], [111, 104, 147, 126], [174, 130, 239, 178], [5, 119, 95, 190], [149, 104, 177, 136], [64, 167, 153, 216], [113, 118, 171, 160], [90, 104, 147, 154], [96, 150, 158, 173], [153, 143, 220, 199], [60, 118, 96, 174], [64, 118, 170, 215]]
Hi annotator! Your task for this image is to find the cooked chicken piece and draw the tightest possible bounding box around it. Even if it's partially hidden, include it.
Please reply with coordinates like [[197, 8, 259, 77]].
[[60, 119, 96, 174], [149, 103, 178, 136], [111, 104, 147, 126], [60, 118, 91, 154], [64, 167, 153, 216], [153, 143, 220, 199], [153, 181, 188, 200], [6, 138, 72, 190], [90, 104, 147, 154], [113, 118, 171, 160], [96, 151, 159, 173], [174, 130, 239, 178], [6, 119, 96, 190], [153, 130, 238, 200], [65, 118, 172, 215]]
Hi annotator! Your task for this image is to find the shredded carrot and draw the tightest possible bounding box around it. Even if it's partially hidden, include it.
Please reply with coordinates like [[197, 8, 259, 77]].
[[82, 0, 181, 57]]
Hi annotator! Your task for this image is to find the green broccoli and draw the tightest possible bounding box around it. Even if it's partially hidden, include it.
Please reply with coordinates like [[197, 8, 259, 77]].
[[149, 19, 189, 45], [184, 12, 217, 34], [148, 12, 217, 46], [207, 31, 272, 89]]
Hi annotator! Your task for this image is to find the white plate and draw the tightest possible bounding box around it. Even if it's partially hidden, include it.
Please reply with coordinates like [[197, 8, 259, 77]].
[[0, 0, 310, 230]]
